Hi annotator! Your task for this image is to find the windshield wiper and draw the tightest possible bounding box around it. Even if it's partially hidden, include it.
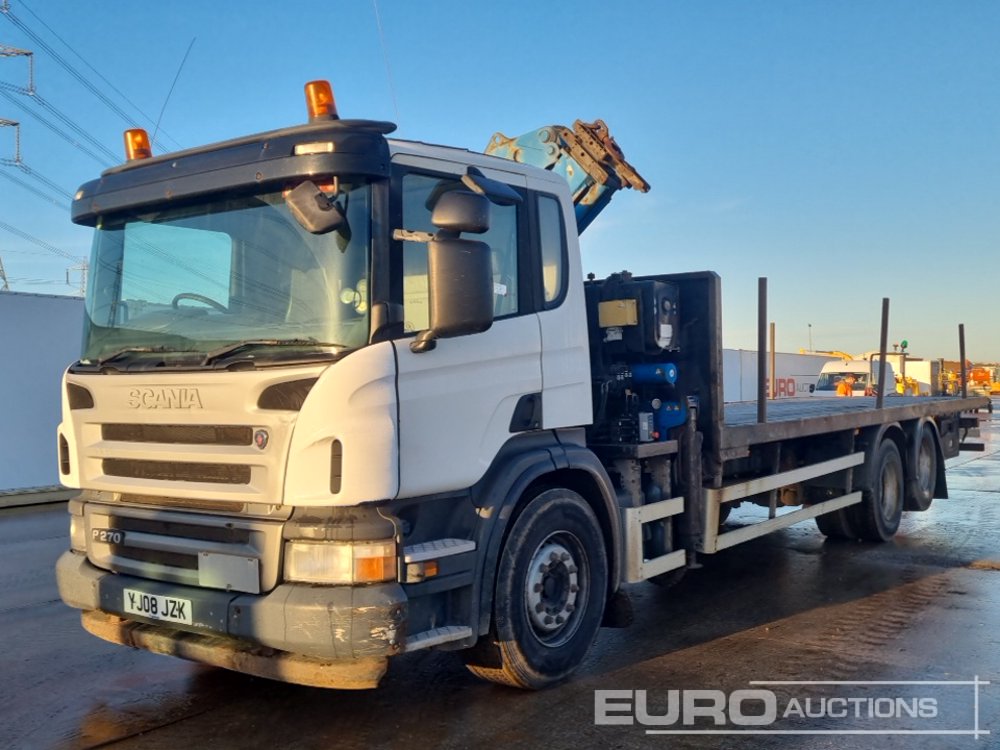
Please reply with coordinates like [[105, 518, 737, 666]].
[[200, 338, 344, 366], [87, 346, 183, 367]]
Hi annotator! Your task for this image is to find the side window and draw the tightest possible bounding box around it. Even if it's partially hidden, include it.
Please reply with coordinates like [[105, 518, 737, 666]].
[[537, 194, 567, 308], [401, 172, 521, 332]]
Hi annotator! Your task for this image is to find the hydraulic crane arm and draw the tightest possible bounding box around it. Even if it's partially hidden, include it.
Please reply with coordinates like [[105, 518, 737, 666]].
[[485, 119, 649, 233]]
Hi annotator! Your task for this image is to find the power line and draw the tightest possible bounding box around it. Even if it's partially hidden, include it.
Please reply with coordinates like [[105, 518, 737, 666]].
[[0, 116, 19, 160], [0, 43, 33, 90], [0, 166, 67, 207], [2, 0, 181, 151], [0, 82, 119, 162], [8, 276, 66, 285], [10, 160, 72, 199], [0, 121, 74, 201], [66, 258, 87, 295], [0, 86, 116, 166], [3, 4, 143, 130], [0, 217, 82, 262], [0, 245, 62, 256], [15, 0, 182, 149]]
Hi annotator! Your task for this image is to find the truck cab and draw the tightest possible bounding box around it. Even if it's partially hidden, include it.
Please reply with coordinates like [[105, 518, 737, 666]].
[[56, 83, 619, 689]]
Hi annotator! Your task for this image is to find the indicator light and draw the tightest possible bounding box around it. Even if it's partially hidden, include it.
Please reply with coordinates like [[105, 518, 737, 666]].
[[124, 129, 152, 161], [305, 80, 338, 121]]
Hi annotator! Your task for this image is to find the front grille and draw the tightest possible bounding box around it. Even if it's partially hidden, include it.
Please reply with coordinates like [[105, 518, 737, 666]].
[[103, 459, 251, 484], [102, 424, 252, 445], [86, 503, 284, 593], [109, 514, 251, 544], [118, 494, 247, 512], [110, 545, 198, 571]]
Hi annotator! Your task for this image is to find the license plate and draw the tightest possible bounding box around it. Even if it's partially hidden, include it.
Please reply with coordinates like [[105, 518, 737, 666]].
[[123, 588, 193, 625]]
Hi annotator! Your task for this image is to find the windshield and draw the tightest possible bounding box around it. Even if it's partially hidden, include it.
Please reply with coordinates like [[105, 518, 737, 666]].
[[815, 372, 869, 391], [81, 183, 372, 366]]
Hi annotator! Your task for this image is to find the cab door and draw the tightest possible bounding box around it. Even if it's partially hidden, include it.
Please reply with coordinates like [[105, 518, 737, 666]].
[[390, 156, 542, 498]]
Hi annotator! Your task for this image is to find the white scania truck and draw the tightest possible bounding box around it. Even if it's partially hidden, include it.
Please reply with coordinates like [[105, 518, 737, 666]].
[[55, 82, 988, 689]]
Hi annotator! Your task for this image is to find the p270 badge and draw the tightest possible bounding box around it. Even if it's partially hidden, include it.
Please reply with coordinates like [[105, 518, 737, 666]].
[[91, 528, 125, 545]]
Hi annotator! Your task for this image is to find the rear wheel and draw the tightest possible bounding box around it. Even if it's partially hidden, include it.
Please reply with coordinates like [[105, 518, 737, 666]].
[[852, 439, 904, 542], [815, 506, 857, 539], [905, 424, 937, 511], [462, 488, 608, 689]]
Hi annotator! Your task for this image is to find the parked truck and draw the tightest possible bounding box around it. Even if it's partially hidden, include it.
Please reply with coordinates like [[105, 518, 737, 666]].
[[55, 81, 989, 690]]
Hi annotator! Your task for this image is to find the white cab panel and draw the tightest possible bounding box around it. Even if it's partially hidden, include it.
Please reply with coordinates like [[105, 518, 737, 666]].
[[394, 316, 542, 498], [535, 184, 592, 429], [285, 342, 398, 506]]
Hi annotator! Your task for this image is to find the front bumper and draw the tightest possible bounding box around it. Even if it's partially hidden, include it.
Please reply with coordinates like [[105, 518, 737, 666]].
[[56, 551, 407, 689]]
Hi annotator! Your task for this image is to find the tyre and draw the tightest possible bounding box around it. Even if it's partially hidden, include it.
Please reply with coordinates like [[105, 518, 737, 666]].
[[815, 506, 857, 539], [851, 439, 904, 542], [905, 423, 937, 511], [462, 488, 608, 689]]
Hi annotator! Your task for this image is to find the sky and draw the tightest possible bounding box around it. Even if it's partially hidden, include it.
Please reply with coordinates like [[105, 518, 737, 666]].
[[1, 0, 997, 361]]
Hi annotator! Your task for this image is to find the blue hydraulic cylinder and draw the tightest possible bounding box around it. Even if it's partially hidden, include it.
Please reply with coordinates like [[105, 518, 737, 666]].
[[631, 362, 679, 385]]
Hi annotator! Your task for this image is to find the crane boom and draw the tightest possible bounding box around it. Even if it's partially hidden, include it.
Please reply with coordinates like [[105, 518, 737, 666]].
[[485, 119, 649, 233]]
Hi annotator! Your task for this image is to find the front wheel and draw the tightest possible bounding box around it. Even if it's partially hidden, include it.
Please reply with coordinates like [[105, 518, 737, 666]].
[[463, 488, 608, 689]]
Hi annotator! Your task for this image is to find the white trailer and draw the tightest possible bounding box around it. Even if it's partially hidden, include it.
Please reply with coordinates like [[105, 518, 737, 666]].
[[0, 292, 84, 492], [722, 349, 837, 401]]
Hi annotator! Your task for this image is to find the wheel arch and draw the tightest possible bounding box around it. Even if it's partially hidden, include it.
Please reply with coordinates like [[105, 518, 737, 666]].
[[857, 422, 906, 491], [469, 437, 621, 637]]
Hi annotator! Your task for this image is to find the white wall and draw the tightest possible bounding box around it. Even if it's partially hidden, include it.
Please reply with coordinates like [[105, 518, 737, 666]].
[[900, 360, 939, 396], [0, 293, 84, 491], [723, 349, 837, 402]]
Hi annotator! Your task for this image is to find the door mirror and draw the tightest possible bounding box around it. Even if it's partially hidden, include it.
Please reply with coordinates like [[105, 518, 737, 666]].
[[411, 238, 494, 352], [431, 190, 491, 234], [462, 167, 523, 206], [286, 181, 348, 235]]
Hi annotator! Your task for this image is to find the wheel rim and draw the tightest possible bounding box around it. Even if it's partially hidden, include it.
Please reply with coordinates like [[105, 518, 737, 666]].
[[917, 435, 935, 494], [880, 455, 903, 523], [524, 532, 589, 647]]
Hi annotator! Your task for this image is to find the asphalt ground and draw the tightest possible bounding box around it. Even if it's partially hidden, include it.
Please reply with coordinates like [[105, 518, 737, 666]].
[[1, 405, 996, 749]]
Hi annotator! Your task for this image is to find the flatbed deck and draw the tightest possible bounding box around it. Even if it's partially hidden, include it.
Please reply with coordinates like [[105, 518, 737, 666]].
[[720, 395, 989, 453]]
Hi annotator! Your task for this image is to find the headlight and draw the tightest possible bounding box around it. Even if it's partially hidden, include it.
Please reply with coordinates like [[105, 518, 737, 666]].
[[69, 514, 86, 552], [284, 540, 397, 584]]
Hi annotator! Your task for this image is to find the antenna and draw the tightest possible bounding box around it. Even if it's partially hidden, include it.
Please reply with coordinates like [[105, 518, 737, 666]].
[[153, 37, 196, 146], [371, 0, 401, 123]]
